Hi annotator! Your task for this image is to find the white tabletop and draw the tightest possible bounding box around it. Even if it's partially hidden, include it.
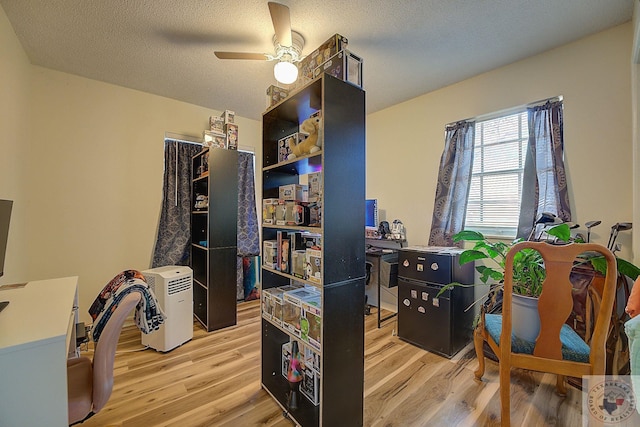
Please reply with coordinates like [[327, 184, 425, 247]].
[[0, 276, 78, 354]]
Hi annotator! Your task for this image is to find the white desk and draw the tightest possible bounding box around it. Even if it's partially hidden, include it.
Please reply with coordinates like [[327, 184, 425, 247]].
[[0, 276, 78, 427]]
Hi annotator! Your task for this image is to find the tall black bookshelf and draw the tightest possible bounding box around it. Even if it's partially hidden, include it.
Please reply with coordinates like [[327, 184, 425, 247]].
[[191, 147, 238, 332], [260, 74, 366, 426]]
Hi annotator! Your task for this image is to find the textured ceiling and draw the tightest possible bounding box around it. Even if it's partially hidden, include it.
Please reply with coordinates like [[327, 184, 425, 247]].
[[1, 0, 634, 121]]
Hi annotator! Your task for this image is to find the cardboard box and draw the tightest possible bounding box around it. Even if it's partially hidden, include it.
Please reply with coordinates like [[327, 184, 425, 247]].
[[277, 133, 298, 163], [297, 34, 348, 86], [203, 130, 227, 149], [302, 344, 321, 372], [267, 85, 289, 107], [281, 341, 291, 378], [285, 201, 309, 226], [306, 248, 322, 284], [275, 199, 287, 225], [283, 287, 320, 337], [262, 289, 274, 321], [313, 50, 363, 88], [223, 110, 235, 124], [291, 250, 307, 279], [272, 284, 304, 327], [225, 123, 238, 150], [301, 295, 322, 349], [308, 202, 321, 227], [299, 232, 322, 250], [307, 171, 322, 203], [209, 116, 225, 134], [263, 240, 278, 269], [279, 184, 307, 201], [277, 230, 290, 273], [300, 365, 320, 406], [262, 198, 279, 225]]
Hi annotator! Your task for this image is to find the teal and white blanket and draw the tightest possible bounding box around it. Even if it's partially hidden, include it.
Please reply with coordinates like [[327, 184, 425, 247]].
[[89, 270, 166, 342]]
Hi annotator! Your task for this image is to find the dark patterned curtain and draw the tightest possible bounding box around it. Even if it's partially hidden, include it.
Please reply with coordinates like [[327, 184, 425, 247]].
[[516, 100, 570, 239], [237, 151, 260, 256], [428, 121, 475, 247], [236, 151, 260, 300], [152, 140, 200, 267]]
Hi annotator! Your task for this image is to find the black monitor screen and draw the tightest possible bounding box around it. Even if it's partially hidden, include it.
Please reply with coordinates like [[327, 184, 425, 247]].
[[365, 199, 378, 228], [0, 200, 13, 277]]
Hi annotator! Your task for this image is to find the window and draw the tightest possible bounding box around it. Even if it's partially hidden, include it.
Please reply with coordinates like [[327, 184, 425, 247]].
[[465, 110, 528, 238]]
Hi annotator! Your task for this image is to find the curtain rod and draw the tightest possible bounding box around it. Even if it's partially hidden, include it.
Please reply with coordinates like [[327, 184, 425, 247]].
[[164, 132, 255, 153], [447, 95, 563, 126]]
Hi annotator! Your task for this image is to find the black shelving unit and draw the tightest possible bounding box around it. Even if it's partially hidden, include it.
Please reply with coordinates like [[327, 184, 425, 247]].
[[191, 147, 238, 332], [261, 75, 366, 426]]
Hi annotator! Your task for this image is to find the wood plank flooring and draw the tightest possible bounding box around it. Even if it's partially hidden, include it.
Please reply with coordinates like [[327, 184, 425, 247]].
[[80, 301, 582, 426]]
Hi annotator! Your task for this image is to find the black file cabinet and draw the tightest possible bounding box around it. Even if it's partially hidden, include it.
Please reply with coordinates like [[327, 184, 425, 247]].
[[397, 247, 475, 358]]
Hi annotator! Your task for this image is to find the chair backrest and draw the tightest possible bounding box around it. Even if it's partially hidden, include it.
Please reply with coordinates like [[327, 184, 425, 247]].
[[502, 241, 617, 367], [92, 292, 141, 413]]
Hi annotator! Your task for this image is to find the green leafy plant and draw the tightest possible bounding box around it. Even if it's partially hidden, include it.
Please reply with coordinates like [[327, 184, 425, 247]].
[[440, 230, 545, 298], [438, 224, 640, 300], [537, 223, 640, 280]]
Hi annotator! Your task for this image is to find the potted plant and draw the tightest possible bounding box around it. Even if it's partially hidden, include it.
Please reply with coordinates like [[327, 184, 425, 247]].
[[438, 225, 640, 341], [438, 230, 546, 340]]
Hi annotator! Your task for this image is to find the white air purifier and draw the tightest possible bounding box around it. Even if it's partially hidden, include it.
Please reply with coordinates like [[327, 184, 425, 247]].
[[141, 265, 194, 352]]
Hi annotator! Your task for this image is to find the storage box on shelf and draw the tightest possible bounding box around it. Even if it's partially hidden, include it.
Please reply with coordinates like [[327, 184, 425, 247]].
[[203, 130, 227, 149], [261, 74, 365, 426], [282, 286, 320, 337], [268, 85, 290, 108], [296, 34, 348, 88], [278, 133, 298, 162], [313, 50, 363, 88]]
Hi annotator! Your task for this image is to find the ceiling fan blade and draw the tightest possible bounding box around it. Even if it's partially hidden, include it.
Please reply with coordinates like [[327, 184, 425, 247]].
[[268, 2, 292, 47], [214, 52, 269, 60]]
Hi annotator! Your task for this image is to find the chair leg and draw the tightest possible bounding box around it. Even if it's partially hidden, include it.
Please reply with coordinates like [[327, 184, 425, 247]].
[[499, 361, 511, 427], [473, 326, 486, 380], [555, 375, 567, 396]]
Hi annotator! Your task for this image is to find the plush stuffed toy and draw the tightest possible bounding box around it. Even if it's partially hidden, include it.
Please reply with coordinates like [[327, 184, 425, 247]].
[[288, 116, 322, 160]]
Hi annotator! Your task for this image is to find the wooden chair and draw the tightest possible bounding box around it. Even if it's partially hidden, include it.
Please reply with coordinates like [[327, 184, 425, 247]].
[[473, 241, 617, 426]]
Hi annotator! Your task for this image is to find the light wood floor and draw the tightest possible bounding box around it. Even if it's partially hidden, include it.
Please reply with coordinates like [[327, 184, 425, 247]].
[[80, 300, 583, 426]]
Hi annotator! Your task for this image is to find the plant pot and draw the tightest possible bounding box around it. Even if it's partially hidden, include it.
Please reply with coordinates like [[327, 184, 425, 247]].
[[512, 293, 540, 342]]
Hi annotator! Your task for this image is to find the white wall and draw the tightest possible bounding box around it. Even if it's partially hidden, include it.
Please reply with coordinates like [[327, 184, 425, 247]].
[[0, 6, 30, 281], [367, 23, 635, 262], [0, 5, 262, 323], [22, 70, 260, 322]]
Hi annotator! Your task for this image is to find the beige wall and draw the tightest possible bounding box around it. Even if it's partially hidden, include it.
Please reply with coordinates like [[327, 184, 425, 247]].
[[367, 23, 635, 262], [24, 70, 261, 323], [0, 6, 30, 281], [0, 6, 261, 323]]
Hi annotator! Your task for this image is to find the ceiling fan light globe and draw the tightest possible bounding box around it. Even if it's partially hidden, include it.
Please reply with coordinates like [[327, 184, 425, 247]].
[[274, 61, 298, 85]]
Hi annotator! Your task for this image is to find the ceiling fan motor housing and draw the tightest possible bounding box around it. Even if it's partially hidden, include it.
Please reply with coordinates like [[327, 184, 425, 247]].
[[273, 31, 305, 63]]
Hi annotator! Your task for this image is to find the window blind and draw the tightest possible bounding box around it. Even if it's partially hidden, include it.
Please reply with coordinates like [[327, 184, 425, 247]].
[[465, 111, 528, 237]]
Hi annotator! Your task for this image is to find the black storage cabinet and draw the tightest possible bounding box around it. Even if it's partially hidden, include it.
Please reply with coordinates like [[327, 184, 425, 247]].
[[397, 247, 475, 358]]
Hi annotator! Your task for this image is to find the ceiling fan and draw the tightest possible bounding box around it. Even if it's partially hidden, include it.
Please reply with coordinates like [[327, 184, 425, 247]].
[[214, 2, 305, 85]]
